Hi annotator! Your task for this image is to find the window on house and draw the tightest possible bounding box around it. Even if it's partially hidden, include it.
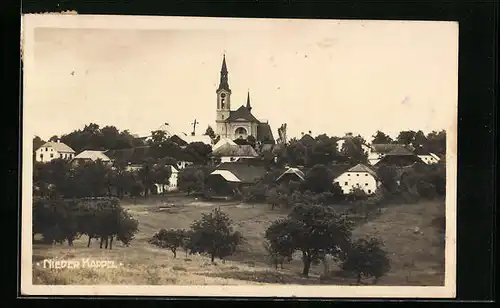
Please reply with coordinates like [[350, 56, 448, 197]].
[[347, 174, 350, 176], [60, 154, 62, 158], [50, 154, 54, 158], [365, 183, 368, 186], [368, 190, 372, 194], [40, 154, 43, 160], [365, 174, 368, 176], [356, 174, 359, 176], [344, 182, 348, 186], [45, 148, 48, 152]]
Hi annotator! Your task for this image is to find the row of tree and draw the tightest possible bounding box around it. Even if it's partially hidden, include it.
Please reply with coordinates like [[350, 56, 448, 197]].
[[149, 205, 391, 283], [33, 158, 175, 200], [33, 197, 139, 249]]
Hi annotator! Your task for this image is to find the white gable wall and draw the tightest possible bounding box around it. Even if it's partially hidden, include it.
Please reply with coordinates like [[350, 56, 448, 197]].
[[334, 171, 379, 195], [35, 146, 74, 163]]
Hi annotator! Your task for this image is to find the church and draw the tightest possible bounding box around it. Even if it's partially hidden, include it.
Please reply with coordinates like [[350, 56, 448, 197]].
[[215, 55, 275, 144]]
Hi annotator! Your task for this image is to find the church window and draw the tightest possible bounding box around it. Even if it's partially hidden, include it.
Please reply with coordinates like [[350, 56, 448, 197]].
[[221, 99, 225, 109]]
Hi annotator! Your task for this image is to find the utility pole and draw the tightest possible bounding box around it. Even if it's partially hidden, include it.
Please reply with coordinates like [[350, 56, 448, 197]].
[[191, 119, 199, 136]]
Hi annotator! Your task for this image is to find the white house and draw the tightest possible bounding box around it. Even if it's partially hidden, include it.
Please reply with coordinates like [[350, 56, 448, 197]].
[[417, 152, 441, 165], [154, 165, 180, 194], [71, 150, 111, 166], [35, 141, 76, 163], [333, 163, 381, 195]]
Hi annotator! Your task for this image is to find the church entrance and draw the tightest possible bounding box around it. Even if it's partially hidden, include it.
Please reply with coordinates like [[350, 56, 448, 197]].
[[235, 127, 248, 139]]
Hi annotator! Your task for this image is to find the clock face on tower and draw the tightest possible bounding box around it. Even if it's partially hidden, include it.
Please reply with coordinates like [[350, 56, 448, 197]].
[[220, 93, 226, 98]]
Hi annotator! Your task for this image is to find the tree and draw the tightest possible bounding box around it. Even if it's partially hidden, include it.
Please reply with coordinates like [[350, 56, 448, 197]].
[[149, 228, 187, 258], [340, 135, 368, 165], [412, 130, 428, 152], [303, 164, 334, 194], [341, 237, 391, 284], [188, 207, 244, 262], [33, 136, 45, 151], [138, 158, 156, 198], [371, 131, 393, 144], [150, 130, 168, 144], [396, 130, 416, 146], [178, 167, 206, 195], [183, 142, 212, 165], [265, 203, 353, 277], [204, 126, 217, 140], [426, 130, 446, 155], [246, 135, 257, 149]]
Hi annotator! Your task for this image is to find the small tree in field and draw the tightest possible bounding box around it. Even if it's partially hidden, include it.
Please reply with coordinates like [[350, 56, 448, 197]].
[[188, 207, 244, 262], [149, 228, 187, 258], [265, 203, 354, 277], [341, 237, 391, 284]]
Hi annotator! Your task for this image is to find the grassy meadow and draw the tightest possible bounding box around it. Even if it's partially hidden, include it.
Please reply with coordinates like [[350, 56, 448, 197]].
[[32, 195, 445, 286]]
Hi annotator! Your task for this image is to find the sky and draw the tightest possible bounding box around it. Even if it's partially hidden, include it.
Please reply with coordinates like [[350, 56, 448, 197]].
[[25, 16, 458, 142]]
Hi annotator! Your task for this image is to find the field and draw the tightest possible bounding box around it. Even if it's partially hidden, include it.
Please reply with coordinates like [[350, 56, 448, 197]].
[[32, 195, 445, 286]]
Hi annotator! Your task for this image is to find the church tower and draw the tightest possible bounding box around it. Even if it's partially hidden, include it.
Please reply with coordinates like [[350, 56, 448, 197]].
[[215, 55, 232, 137]]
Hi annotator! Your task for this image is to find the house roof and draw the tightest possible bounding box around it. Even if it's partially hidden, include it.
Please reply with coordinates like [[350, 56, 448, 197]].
[[209, 170, 242, 182], [213, 138, 237, 151], [347, 163, 378, 178], [328, 163, 353, 178], [73, 150, 111, 162], [385, 146, 416, 156], [371, 143, 413, 154], [276, 167, 305, 182], [212, 144, 259, 157], [257, 123, 275, 143], [211, 162, 267, 183], [226, 105, 260, 123], [298, 134, 315, 146], [104, 146, 152, 164], [171, 134, 212, 146], [40, 141, 75, 153]]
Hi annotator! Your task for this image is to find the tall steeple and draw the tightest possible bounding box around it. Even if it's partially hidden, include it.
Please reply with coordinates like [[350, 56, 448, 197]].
[[246, 90, 252, 112], [217, 54, 231, 92]]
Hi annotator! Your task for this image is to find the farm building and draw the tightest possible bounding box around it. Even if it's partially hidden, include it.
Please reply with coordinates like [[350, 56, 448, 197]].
[[71, 150, 111, 167], [34, 141, 75, 163], [368, 143, 415, 165], [333, 163, 382, 195], [275, 167, 305, 184], [205, 162, 267, 196], [376, 146, 421, 167]]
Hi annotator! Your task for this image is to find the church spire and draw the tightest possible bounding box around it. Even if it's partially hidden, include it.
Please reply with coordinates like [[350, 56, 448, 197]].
[[217, 54, 230, 92], [246, 90, 252, 112]]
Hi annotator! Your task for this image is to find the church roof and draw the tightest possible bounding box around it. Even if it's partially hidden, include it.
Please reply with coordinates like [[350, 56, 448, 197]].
[[226, 105, 260, 122]]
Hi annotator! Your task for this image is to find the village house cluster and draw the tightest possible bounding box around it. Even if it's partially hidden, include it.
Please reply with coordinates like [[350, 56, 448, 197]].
[[34, 56, 442, 197]]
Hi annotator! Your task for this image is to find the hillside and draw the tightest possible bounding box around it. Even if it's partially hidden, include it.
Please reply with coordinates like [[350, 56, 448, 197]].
[[32, 195, 445, 285]]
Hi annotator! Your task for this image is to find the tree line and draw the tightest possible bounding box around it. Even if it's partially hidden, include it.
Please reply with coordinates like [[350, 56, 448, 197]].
[[33, 197, 139, 249]]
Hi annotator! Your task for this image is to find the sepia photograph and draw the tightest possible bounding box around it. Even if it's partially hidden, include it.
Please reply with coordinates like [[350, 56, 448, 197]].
[[21, 14, 457, 297]]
